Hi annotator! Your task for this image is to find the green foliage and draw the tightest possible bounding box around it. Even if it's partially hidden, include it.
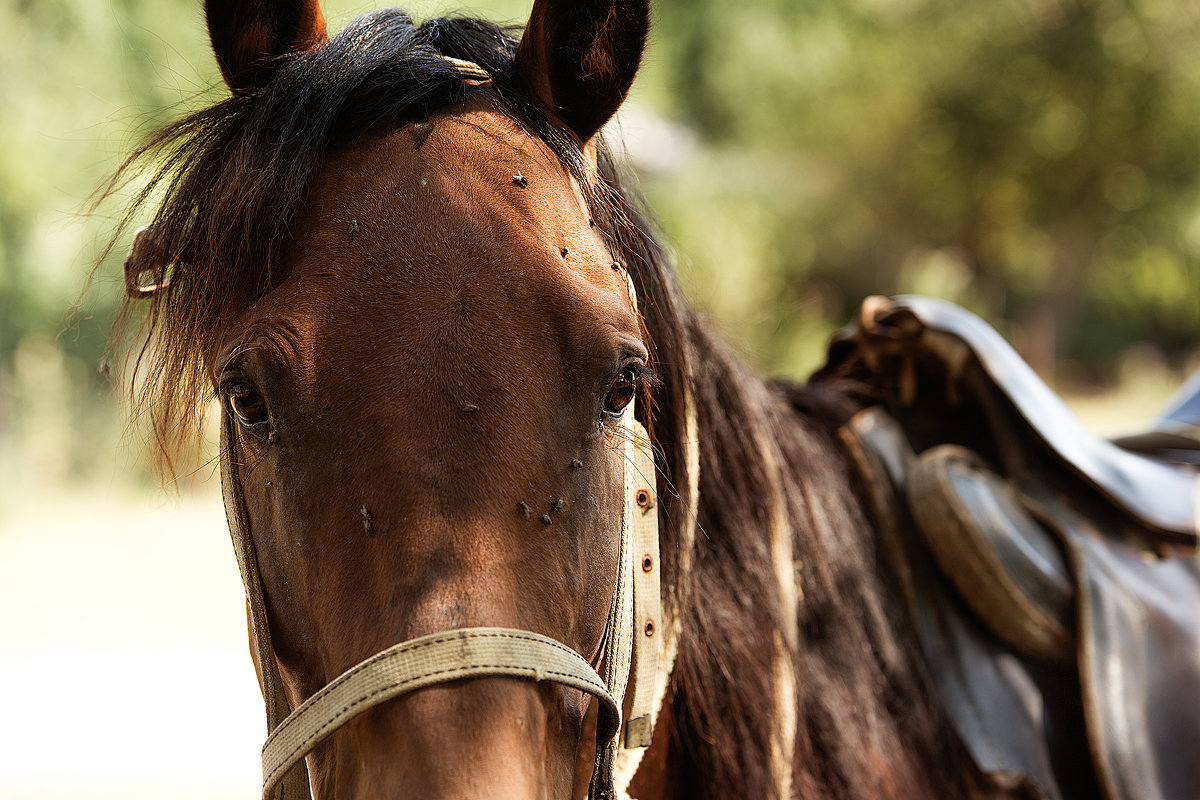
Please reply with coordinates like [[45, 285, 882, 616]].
[[1, 0, 1198, 493], [648, 0, 1200, 378]]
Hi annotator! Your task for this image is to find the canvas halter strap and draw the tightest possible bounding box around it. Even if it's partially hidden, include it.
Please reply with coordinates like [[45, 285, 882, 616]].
[[219, 270, 662, 800]]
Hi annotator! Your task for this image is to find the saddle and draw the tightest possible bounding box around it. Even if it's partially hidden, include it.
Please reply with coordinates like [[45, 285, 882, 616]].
[[812, 296, 1200, 800]]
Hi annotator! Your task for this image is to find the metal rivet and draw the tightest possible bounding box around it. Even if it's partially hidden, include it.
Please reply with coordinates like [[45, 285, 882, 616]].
[[644, 619, 655, 637], [541, 514, 552, 525], [512, 171, 528, 188], [518, 501, 531, 518], [636, 489, 653, 510], [348, 218, 359, 234], [641, 554, 654, 573]]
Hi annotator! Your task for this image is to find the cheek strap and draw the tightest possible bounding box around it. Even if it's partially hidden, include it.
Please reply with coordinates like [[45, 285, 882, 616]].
[[222, 410, 662, 800]]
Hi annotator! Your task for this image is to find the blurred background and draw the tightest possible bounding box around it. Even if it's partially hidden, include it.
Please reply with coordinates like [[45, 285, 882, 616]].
[[2, 0, 1198, 796]]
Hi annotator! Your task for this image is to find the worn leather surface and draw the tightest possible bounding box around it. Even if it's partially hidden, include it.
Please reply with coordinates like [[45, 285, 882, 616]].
[[907, 445, 1075, 666], [821, 297, 1200, 800], [842, 410, 1060, 800], [1022, 483, 1200, 800], [819, 295, 1199, 545]]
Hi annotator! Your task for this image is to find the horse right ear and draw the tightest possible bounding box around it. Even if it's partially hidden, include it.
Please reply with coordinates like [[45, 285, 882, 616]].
[[205, 0, 329, 93]]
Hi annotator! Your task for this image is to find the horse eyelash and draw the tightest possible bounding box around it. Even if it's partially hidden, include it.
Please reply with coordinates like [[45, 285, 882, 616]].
[[628, 363, 661, 389]]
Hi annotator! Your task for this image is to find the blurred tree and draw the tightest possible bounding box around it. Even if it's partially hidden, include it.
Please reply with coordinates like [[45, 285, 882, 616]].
[[647, 0, 1200, 382], [2, 0, 1199, 494]]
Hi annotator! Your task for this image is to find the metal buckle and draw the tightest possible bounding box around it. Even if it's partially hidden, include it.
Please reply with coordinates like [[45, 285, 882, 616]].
[[123, 224, 172, 299]]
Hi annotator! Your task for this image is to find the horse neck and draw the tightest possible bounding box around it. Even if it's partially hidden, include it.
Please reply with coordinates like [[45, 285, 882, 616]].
[[658, 322, 964, 800]]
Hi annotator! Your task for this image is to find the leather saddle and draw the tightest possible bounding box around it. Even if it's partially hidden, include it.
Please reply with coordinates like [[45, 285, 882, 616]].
[[812, 296, 1200, 800]]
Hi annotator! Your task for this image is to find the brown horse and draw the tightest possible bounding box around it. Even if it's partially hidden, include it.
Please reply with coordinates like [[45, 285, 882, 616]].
[[103, 1, 1020, 798]]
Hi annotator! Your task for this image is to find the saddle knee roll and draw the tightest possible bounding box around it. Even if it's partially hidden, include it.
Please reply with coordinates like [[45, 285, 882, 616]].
[[906, 445, 1076, 666]]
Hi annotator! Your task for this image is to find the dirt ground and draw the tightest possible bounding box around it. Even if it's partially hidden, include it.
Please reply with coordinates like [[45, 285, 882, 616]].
[[0, 484, 261, 799]]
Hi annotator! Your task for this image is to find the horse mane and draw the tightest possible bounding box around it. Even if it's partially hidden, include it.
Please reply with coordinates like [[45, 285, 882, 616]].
[[98, 9, 584, 469], [600, 160, 965, 798], [102, 9, 962, 797]]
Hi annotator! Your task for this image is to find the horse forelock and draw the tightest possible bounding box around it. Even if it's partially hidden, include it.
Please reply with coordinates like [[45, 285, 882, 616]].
[[101, 9, 594, 472]]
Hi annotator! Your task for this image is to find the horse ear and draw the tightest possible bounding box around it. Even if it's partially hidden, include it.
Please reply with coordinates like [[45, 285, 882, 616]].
[[514, 0, 650, 144], [205, 0, 329, 92]]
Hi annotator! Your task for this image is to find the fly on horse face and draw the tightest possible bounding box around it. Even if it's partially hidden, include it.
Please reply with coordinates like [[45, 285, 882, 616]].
[[109, 1, 1200, 799]]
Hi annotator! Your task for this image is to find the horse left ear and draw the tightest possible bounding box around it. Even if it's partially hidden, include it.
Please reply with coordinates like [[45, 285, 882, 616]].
[[514, 0, 650, 144], [206, 0, 329, 93]]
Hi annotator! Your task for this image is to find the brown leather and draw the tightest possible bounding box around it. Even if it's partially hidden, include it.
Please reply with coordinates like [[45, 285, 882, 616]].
[[819, 295, 1198, 545], [821, 297, 1200, 800], [907, 445, 1075, 666], [1021, 483, 1200, 800], [841, 410, 1060, 800]]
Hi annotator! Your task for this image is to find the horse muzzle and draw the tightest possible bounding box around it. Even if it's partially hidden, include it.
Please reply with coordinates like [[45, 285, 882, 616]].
[[221, 400, 664, 800]]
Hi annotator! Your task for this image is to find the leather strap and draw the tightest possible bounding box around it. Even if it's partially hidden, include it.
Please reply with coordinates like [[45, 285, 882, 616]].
[[623, 421, 662, 748], [221, 416, 312, 800], [589, 402, 639, 799], [441, 56, 489, 80], [261, 627, 621, 798]]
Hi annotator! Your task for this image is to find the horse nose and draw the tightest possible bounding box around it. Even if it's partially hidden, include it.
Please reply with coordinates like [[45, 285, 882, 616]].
[[340, 677, 583, 800]]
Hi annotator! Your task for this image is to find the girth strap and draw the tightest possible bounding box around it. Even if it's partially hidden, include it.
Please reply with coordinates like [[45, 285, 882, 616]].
[[261, 627, 621, 798]]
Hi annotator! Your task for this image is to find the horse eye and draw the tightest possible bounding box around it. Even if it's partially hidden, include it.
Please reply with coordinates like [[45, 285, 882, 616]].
[[228, 381, 269, 428], [603, 369, 638, 417]]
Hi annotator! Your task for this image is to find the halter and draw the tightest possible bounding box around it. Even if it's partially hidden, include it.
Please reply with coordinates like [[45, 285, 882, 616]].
[[217, 280, 662, 800]]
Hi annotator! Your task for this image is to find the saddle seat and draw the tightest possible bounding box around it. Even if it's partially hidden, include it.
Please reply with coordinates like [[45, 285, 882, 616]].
[[812, 296, 1200, 800], [824, 295, 1198, 545]]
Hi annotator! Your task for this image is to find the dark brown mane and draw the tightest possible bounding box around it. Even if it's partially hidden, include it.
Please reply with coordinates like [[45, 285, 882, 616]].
[[103, 8, 962, 797]]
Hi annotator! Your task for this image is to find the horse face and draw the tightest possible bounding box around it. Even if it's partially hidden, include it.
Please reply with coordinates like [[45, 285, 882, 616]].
[[215, 100, 644, 800], [197, 1, 651, 794]]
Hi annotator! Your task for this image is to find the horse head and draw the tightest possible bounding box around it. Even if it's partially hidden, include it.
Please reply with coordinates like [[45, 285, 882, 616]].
[[128, 0, 665, 797]]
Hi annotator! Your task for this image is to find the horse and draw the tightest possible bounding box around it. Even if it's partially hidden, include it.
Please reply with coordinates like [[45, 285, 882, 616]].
[[103, 1, 1200, 799]]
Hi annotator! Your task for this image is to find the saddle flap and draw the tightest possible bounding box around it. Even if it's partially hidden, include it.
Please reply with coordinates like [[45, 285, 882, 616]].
[[1022, 485, 1200, 800], [841, 410, 1064, 800]]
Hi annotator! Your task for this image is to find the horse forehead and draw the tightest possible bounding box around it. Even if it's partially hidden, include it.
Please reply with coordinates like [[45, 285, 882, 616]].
[[288, 104, 633, 326], [309, 106, 590, 241]]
